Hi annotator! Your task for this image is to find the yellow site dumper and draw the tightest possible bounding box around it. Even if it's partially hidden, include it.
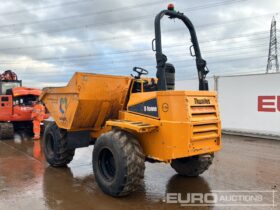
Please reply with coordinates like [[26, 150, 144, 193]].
[[40, 5, 221, 197]]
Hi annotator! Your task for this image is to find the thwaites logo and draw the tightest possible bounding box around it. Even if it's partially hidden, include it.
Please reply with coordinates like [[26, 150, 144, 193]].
[[59, 97, 68, 114], [194, 98, 211, 105], [59, 97, 68, 122], [258, 96, 280, 112], [128, 98, 158, 117]]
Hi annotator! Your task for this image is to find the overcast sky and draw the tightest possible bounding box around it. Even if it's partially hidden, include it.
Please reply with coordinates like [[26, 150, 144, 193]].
[[0, 0, 279, 88]]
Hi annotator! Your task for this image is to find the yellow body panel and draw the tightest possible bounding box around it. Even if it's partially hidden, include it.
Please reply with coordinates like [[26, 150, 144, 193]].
[[121, 91, 221, 162], [41, 72, 221, 162]]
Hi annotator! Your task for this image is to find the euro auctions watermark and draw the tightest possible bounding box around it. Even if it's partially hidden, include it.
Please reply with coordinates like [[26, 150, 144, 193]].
[[163, 190, 277, 207]]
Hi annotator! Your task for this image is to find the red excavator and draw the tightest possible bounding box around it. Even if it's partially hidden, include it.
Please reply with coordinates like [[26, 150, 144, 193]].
[[0, 70, 41, 139]]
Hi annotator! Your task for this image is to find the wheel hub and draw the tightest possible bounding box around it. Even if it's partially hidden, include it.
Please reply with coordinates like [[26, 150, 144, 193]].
[[98, 148, 116, 181]]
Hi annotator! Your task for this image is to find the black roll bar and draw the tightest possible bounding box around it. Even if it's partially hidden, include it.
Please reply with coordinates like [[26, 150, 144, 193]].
[[154, 9, 209, 91]]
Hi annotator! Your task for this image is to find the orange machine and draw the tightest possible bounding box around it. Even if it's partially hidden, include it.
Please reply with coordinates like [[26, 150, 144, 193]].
[[0, 70, 41, 139], [41, 5, 221, 197]]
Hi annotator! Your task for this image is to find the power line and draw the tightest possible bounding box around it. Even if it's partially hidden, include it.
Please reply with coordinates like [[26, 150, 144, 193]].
[[0, 0, 270, 80], [0, 30, 269, 66], [0, 0, 95, 16], [13, 56, 266, 77], [0, 8, 273, 40], [176, 68, 267, 81], [0, 0, 270, 76], [0, 0, 246, 27], [138, 55, 266, 74], [15, 55, 267, 81], [0, 28, 269, 52], [6, 35, 269, 63], [1, 41, 268, 66], [0, 35, 268, 67], [0, 1, 164, 29], [5, 51, 266, 74]]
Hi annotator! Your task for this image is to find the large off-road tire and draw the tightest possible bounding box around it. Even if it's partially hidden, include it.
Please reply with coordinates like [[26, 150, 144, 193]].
[[92, 129, 145, 197], [0, 122, 14, 140], [171, 154, 214, 177], [43, 122, 75, 167]]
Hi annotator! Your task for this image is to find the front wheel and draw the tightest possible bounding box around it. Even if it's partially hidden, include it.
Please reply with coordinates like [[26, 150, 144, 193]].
[[92, 129, 145, 197], [171, 154, 214, 177], [43, 122, 75, 167]]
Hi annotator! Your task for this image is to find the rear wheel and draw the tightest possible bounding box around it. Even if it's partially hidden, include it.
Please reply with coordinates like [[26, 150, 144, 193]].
[[0, 122, 14, 140], [171, 154, 214, 177], [92, 129, 145, 197], [43, 122, 75, 167]]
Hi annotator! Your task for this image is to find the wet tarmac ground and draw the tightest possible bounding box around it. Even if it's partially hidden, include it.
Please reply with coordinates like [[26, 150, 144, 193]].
[[0, 133, 279, 210]]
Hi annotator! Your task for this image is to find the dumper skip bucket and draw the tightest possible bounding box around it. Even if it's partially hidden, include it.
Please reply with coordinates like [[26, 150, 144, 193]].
[[40, 72, 132, 131]]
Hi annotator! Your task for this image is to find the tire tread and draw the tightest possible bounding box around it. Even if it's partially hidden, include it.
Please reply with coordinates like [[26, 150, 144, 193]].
[[43, 122, 75, 167], [171, 154, 214, 177]]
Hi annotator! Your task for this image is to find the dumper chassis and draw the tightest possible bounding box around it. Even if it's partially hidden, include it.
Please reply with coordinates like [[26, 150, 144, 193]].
[[41, 5, 221, 197]]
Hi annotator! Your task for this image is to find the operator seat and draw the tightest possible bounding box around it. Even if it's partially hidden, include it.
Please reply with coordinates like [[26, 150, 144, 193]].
[[164, 63, 175, 90]]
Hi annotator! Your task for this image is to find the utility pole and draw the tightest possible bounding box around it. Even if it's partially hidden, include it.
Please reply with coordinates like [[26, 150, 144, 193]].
[[266, 16, 279, 73]]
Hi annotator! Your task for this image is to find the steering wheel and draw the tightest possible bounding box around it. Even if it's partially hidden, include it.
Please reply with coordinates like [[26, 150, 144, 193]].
[[132, 67, 149, 79]]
